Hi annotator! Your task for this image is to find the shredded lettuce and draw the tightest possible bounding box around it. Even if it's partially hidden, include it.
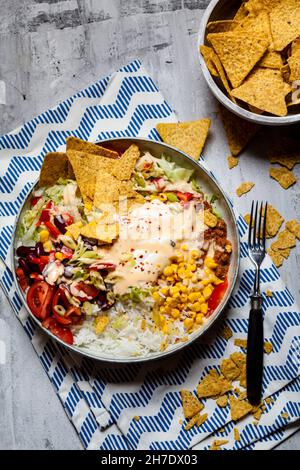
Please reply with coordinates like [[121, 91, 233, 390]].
[[129, 286, 149, 303], [191, 179, 202, 193], [44, 184, 65, 205], [157, 155, 194, 183], [89, 271, 105, 290], [17, 197, 44, 241]]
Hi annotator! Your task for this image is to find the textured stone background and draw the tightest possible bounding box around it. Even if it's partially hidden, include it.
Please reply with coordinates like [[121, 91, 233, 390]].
[[0, 0, 299, 450]]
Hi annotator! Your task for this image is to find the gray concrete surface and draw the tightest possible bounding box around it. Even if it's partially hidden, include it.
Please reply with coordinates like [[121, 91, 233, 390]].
[[0, 0, 299, 450]]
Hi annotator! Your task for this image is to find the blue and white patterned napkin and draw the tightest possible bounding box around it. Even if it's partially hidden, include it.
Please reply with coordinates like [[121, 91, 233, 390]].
[[1, 60, 300, 450]]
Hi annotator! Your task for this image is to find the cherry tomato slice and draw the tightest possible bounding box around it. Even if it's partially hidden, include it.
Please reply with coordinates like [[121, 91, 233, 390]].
[[53, 312, 72, 326], [177, 191, 193, 202], [27, 281, 54, 320], [31, 196, 42, 207], [36, 200, 53, 226], [16, 267, 29, 292], [74, 282, 99, 300], [62, 212, 74, 226], [42, 317, 73, 345], [207, 278, 228, 316], [52, 285, 71, 311]]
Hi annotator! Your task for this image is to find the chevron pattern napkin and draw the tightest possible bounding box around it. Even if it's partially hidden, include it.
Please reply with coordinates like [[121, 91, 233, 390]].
[[0, 60, 300, 450]]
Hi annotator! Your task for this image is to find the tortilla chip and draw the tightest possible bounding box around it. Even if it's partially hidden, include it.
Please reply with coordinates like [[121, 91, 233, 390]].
[[234, 2, 249, 21], [39, 152, 68, 187], [216, 395, 228, 408], [111, 144, 140, 180], [286, 219, 300, 239], [219, 105, 260, 156], [185, 411, 201, 431], [236, 11, 272, 44], [80, 220, 119, 244], [67, 150, 115, 202], [264, 341, 273, 354], [288, 55, 300, 82], [196, 413, 208, 427], [156, 120, 211, 160], [230, 396, 253, 421], [268, 137, 300, 170], [220, 325, 233, 340], [259, 50, 284, 69], [200, 45, 219, 77], [234, 339, 248, 348], [281, 63, 291, 82], [180, 390, 203, 419], [268, 247, 290, 266], [246, 0, 281, 14], [291, 38, 300, 57], [220, 358, 241, 381], [227, 156, 239, 169], [271, 229, 296, 249], [66, 221, 84, 240], [206, 20, 239, 34], [230, 352, 246, 369], [234, 428, 241, 441], [66, 136, 119, 159], [265, 204, 284, 237], [236, 182, 255, 197], [239, 365, 247, 388], [67, 161, 75, 179], [232, 68, 292, 117], [93, 171, 121, 206], [269, 166, 297, 188], [269, 0, 300, 51], [209, 51, 236, 101], [207, 31, 269, 88]]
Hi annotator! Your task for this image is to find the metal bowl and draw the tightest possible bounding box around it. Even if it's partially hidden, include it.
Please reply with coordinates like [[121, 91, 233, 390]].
[[12, 137, 240, 363], [198, 0, 300, 126]]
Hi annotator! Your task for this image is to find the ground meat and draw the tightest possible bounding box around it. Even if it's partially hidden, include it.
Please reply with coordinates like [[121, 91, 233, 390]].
[[203, 200, 212, 211], [203, 218, 231, 279]]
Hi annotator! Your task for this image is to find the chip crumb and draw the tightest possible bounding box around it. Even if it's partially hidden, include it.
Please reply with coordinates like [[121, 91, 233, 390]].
[[265, 397, 274, 405], [234, 338, 248, 349], [213, 439, 229, 447], [270, 167, 297, 189], [220, 325, 233, 341], [244, 213, 251, 226], [266, 289, 273, 297], [220, 358, 241, 381], [180, 389, 203, 419], [197, 370, 231, 398], [264, 341, 273, 354], [227, 155, 239, 169], [216, 395, 228, 408], [253, 408, 263, 421], [185, 411, 202, 431], [234, 428, 241, 441], [281, 412, 289, 420], [133, 415, 140, 421], [236, 182, 255, 197]]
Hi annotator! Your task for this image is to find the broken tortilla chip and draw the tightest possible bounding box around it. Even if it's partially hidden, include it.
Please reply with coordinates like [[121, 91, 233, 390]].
[[220, 358, 241, 381], [216, 395, 228, 408], [220, 325, 233, 341], [197, 370, 231, 398], [269, 0, 300, 51], [286, 219, 300, 239], [230, 396, 253, 421], [259, 50, 284, 69], [196, 413, 208, 427], [234, 339, 248, 349], [80, 220, 119, 244], [265, 204, 284, 238], [264, 341, 273, 354], [207, 30, 269, 88], [39, 152, 68, 187], [236, 182, 255, 197], [219, 105, 260, 156], [234, 428, 241, 441], [232, 68, 292, 117], [234, 2, 249, 21], [271, 229, 296, 250], [66, 136, 119, 159], [288, 55, 300, 82], [246, 0, 281, 15], [180, 390, 203, 419], [268, 137, 300, 170], [269, 166, 297, 189], [112, 144, 140, 180], [156, 120, 211, 160]]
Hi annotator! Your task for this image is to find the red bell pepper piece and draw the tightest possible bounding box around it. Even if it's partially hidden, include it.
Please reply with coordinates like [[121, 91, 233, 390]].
[[177, 192, 193, 202], [45, 221, 61, 239], [31, 196, 42, 207], [16, 267, 29, 292], [36, 201, 53, 226]]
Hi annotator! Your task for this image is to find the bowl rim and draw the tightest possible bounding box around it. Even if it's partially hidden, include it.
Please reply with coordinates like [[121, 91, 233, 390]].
[[12, 137, 240, 364], [197, 0, 300, 126]]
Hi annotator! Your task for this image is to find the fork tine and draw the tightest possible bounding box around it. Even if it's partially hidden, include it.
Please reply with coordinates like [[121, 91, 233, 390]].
[[258, 202, 263, 248], [253, 201, 259, 248], [262, 202, 268, 251], [248, 201, 254, 248]]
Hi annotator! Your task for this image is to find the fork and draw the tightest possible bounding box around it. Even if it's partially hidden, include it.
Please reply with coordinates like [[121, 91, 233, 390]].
[[246, 201, 268, 406]]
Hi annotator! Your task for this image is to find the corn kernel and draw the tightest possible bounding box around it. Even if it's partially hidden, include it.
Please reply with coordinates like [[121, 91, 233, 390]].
[[152, 291, 161, 302], [43, 241, 52, 252], [169, 286, 180, 296], [191, 301, 203, 312], [55, 252, 64, 261], [166, 276, 174, 283], [213, 277, 224, 285], [171, 308, 180, 319], [159, 306, 166, 314], [180, 293, 188, 303], [166, 296, 173, 304], [203, 285, 213, 300], [200, 303, 208, 314], [191, 274, 198, 283], [188, 292, 202, 302], [204, 257, 218, 269], [160, 287, 169, 296], [160, 315, 166, 327], [187, 263, 197, 272], [163, 265, 173, 276], [141, 319, 146, 330], [190, 249, 200, 260], [177, 267, 186, 279], [170, 264, 178, 273], [65, 231, 72, 238], [158, 193, 168, 202], [196, 314, 204, 324], [183, 318, 194, 330], [181, 244, 188, 251], [39, 230, 49, 243]]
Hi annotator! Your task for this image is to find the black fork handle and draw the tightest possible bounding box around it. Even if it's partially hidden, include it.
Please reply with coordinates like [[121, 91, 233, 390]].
[[246, 295, 264, 406]]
